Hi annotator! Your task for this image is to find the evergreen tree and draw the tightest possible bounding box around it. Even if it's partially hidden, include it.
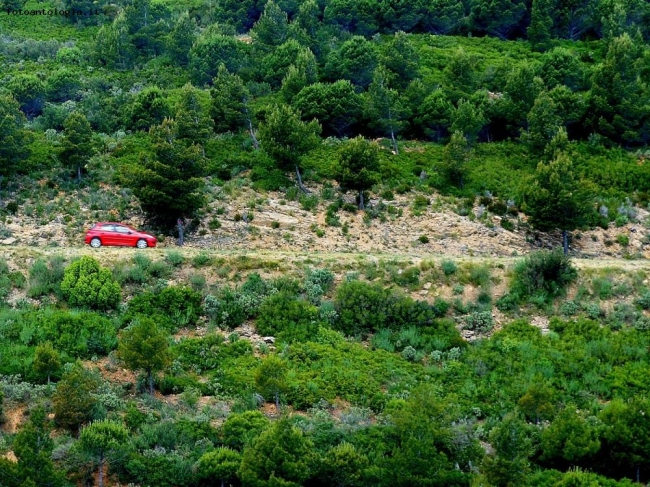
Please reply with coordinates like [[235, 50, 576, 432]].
[[587, 33, 650, 145], [0, 94, 32, 177], [79, 420, 129, 487], [443, 131, 471, 189], [195, 447, 242, 487], [528, 0, 553, 50], [175, 83, 213, 146], [120, 118, 206, 227], [382, 31, 419, 88], [258, 104, 321, 192], [188, 33, 247, 86], [523, 153, 594, 254], [12, 408, 65, 487], [524, 91, 562, 154], [117, 317, 171, 395], [125, 86, 170, 132], [211, 64, 251, 135], [254, 355, 289, 410], [325, 36, 379, 89], [251, 0, 289, 47], [451, 98, 485, 144], [6, 75, 45, 119], [334, 136, 380, 210], [415, 90, 453, 141], [421, 0, 465, 34], [239, 418, 314, 486], [483, 413, 535, 487], [365, 65, 406, 154], [32, 342, 61, 384], [470, 0, 527, 39], [94, 12, 134, 70], [52, 362, 102, 433], [167, 12, 197, 66], [295, 0, 321, 39], [292, 80, 362, 137], [60, 111, 93, 182]]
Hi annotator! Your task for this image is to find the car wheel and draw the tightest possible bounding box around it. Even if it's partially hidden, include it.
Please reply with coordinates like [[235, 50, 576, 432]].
[[90, 237, 102, 248], [136, 239, 148, 249]]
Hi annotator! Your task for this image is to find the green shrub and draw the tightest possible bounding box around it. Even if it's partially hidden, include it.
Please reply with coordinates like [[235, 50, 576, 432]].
[[616, 234, 629, 246], [441, 260, 457, 276], [28, 257, 65, 298], [165, 251, 185, 267], [559, 300, 580, 316], [500, 219, 514, 231], [255, 292, 321, 343], [592, 277, 613, 300], [334, 281, 435, 337], [635, 291, 650, 310], [510, 249, 577, 303], [61, 256, 121, 310], [305, 268, 335, 293], [192, 253, 213, 267], [418, 235, 429, 243], [463, 311, 494, 332], [127, 286, 203, 330], [467, 264, 491, 287], [394, 266, 421, 287], [299, 194, 319, 211], [582, 301, 603, 320]]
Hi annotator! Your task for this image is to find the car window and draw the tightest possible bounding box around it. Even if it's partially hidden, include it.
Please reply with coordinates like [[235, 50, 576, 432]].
[[115, 226, 130, 234], [100, 224, 115, 231]]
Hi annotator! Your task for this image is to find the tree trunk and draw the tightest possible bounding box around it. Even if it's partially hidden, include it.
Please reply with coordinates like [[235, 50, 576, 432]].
[[98, 453, 105, 487], [247, 117, 259, 150], [177, 218, 184, 246], [77, 164, 82, 184], [562, 229, 568, 255], [636, 465, 640, 484], [358, 190, 365, 210], [148, 369, 154, 395], [390, 126, 399, 155], [295, 165, 311, 194]]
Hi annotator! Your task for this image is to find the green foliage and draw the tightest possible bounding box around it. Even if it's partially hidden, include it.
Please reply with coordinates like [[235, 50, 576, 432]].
[[61, 111, 93, 180], [221, 410, 270, 450], [255, 355, 289, 408], [0, 94, 32, 176], [239, 418, 314, 486], [126, 285, 203, 330], [464, 311, 494, 332], [256, 292, 320, 343], [334, 280, 436, 337], [52, 362, 102, 432], [120, 118, 206, 228], [79, 419, 129, 487], [334, 136, 380, 209], [118, 317, 171, 395], [510, 249, 577, 303], [441, 260, 458, 276], [195, 447, 242, 486], [61, 256, 121, 310]]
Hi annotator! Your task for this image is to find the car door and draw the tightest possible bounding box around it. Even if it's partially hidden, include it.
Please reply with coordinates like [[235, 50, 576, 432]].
[[114, 225, 134, 246], [99, 224, 116, 245]]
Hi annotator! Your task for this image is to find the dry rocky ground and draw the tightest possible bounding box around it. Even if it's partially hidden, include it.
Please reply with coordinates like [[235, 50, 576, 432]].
[[1, 184, 649, 260]]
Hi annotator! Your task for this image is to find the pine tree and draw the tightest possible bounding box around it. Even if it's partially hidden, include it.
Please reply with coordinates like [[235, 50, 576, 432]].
[[52, 362, 102, 433], [366, 65, 406, 154], [258, 104, 321, 192], [528, 0, 553, 51], [79, 420, 129, 487], [334, 136, 380, 210], [524, 91, 562, 154], [210, 65, 251, 135], [451, 98, 486, 145], [167, 12, 196, 66], [120, 118, 206, 227], [32, 342, 61, 384], [523, 153, 594, 254], [61, 111, 93, 182], [444, 131, 471, 189], [254, 355, 288, 410], [251, 0, 289, 47], [0, 95, 32, 178], [175, 83, 213, 146], [117, 317, 171, 395]]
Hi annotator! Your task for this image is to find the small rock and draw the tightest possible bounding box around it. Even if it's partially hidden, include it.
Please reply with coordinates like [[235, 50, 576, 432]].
[[1, 237, 16, 245], [419, 290, 428, 296], [263, 336, 275, 344], [423, 282, 432, 290]]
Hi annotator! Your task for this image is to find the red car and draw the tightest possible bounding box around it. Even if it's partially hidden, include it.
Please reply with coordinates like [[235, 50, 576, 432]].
[[85, 222, 157, 249]]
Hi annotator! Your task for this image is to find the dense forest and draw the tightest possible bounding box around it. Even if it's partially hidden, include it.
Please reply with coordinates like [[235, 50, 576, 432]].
[[1, 0, 650, 485]]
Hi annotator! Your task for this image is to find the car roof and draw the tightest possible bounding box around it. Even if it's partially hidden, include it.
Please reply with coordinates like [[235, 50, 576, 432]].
[[93, 222, 136, 228]]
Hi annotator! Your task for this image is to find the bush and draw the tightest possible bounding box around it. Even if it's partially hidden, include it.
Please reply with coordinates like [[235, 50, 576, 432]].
[[334, 281, 435, 337], [165, 251, 185, 267], [635, 291, 650, 310], [510, 249, 577, 303], [255, 292, 321, 343], [441, 260, 457, 276], [463, 311, 494, 332], [127, 286, 203, 330], [61, 257, 122, 310], [28, 256, 65, 298], [394, 266, 420, 287]]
